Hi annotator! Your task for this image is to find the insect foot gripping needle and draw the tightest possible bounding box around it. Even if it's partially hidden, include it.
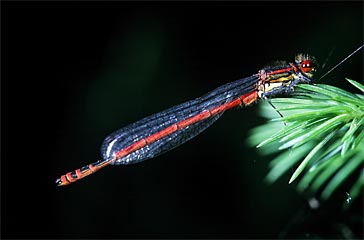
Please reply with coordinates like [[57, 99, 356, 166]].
[[56, 54, 318, 186]]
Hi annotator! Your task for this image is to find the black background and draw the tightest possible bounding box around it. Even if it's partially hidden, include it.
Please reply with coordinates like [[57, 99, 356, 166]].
[[2, 1, 363, 239]]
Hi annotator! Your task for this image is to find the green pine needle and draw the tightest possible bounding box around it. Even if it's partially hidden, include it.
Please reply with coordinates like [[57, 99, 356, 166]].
[[248, 79, 364, 206]]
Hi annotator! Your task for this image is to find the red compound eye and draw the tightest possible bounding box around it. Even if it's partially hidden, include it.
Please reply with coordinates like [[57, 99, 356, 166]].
[[301, 59, 315, 73]]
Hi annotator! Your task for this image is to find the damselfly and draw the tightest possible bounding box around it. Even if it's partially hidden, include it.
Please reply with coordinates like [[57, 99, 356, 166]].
[[56, 45, 362, 186]]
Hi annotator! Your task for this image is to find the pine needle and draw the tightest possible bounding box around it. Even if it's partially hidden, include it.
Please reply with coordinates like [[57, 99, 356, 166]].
[[248, 79, 364, 206]]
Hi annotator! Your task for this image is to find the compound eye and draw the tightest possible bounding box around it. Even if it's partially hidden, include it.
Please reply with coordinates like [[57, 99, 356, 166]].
[[300, 59, 315, 73]]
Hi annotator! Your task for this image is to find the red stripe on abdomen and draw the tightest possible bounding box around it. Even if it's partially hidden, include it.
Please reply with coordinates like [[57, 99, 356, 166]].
[[114, 91, 258, 161], [240, 91, 258, 105]]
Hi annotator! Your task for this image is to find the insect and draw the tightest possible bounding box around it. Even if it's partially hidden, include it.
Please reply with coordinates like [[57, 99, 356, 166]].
[[56, 45, 363, 186]]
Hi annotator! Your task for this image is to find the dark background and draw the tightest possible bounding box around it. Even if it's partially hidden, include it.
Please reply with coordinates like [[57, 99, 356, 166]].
[[2, 1, 363, 239]]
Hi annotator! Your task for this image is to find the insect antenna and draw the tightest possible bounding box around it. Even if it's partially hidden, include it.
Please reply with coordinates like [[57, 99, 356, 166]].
[[318, 44, 363, 81]]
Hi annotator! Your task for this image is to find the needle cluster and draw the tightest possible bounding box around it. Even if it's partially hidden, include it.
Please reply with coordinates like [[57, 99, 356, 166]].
[[248, 79, 364, 207]]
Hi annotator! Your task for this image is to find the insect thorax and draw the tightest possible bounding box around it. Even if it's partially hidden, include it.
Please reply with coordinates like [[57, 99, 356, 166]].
[[256, 68, 302, 99]]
